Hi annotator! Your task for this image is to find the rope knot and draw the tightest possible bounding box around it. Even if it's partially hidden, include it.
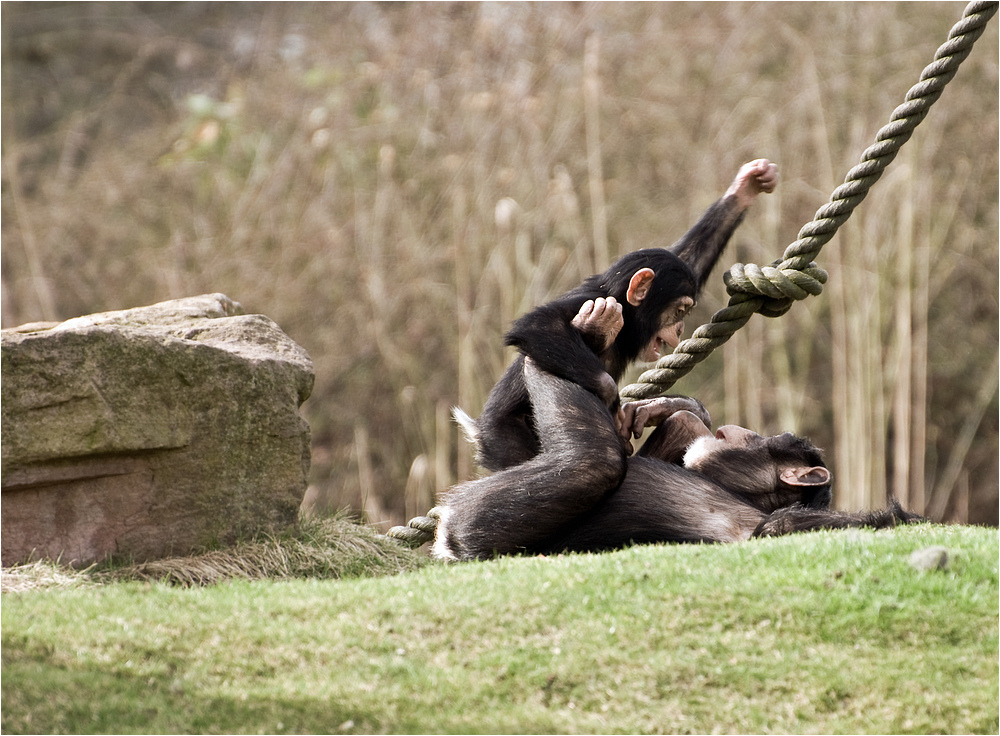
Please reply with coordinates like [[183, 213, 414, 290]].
[[724, 261, 829, 318]]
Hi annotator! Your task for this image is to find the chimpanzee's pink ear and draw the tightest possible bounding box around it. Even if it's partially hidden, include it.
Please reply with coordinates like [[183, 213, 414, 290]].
[[626, 268, 656, 306], [780, 466, 831, 487]]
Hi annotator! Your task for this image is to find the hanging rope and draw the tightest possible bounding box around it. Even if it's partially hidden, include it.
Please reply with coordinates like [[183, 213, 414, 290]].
[[387, 0, 997, 548], [620, 0, 997, 400]]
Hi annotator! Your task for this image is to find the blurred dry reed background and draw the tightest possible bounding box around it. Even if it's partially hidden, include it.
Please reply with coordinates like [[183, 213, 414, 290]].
[[3, 2, 997, 526]]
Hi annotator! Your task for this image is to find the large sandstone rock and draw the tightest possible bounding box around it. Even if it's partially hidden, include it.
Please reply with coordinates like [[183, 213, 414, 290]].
[[1, 294, 314, 567]]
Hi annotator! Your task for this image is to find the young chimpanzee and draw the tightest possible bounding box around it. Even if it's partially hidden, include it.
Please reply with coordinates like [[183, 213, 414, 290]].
[[432, 360, 921, 561], [461, 159, 779, 472]]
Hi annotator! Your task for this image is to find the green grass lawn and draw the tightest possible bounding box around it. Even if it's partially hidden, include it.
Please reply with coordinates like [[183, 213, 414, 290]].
[[2, 523, 997, 734]]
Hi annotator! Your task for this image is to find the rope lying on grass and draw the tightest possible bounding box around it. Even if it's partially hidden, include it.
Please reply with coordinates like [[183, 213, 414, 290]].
[[385, 509, 441, 548], [387, 0, 998, 548]]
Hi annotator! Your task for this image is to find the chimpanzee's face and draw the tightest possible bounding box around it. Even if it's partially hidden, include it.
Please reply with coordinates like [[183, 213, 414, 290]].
[[683, 426, 773, 490], [638, 296, 694, 362], [682, 426, 831, 510]]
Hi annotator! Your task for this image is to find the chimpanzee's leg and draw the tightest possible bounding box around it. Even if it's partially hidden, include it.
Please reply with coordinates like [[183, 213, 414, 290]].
[[433, 360, 627, 560], [752, 500, 925, 538]]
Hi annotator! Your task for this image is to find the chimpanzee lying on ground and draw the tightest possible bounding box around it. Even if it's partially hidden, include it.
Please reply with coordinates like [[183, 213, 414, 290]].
[[461, 159, 779, 472], [433, 360, 922, 561]]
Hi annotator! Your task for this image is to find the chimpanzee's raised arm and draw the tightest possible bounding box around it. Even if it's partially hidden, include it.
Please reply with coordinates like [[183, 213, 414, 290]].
[[669, 159, 778, 290]]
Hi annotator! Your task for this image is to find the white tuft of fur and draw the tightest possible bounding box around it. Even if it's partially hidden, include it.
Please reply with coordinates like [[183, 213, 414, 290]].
[[430, 506, 457, 561], [452, 406, 479, 449], [682, 435, 721, 470]]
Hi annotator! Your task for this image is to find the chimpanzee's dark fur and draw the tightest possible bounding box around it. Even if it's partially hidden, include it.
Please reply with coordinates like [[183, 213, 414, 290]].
[[752, 500, 923, 538], [471, 196, 749, 473], [434, 363, 922, 561], [436, 362, 629, 561]]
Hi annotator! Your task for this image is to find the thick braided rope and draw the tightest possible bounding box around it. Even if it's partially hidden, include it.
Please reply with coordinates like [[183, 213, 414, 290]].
[[620, 0, 998, 401], [386, 508, 441, 547]]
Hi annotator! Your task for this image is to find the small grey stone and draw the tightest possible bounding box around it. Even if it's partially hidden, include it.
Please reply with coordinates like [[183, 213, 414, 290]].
[[908, 546, 950, 572]]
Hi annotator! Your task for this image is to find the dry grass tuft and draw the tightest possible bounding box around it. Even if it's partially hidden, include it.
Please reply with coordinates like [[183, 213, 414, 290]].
[[0, 559, 95, 594], [104, 514, 429, 586], [2, 515, 428, 591]]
